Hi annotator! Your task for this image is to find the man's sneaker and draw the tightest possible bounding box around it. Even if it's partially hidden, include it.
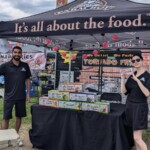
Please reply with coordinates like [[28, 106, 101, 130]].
[[17, 139, 23, 147]]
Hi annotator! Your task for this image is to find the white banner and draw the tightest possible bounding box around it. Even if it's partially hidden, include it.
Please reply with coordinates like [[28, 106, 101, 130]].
[[60, 71, 74, 83], [0, 53, 46, 70]]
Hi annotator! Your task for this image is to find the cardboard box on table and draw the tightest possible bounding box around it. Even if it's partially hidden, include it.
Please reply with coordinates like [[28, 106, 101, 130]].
[[58, 82, 85, 92], [39, 97, 58, 108], [81, 102, 110, 114], [58, 100, 82, 110], [48, 90, 69, 100], [69, 92, 97, 102]]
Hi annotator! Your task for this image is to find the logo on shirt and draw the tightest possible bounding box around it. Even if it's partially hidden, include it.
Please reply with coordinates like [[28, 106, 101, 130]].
[[140, 77, 145, 82], [21, 67, 26, 72]]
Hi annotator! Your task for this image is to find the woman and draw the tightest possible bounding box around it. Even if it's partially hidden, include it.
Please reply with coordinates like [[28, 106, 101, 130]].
[[121, 53, 150, 150]]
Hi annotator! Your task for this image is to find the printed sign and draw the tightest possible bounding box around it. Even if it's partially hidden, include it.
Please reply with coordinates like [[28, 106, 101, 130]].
[[0, 53, 46, 70], [59, 71, 74, 83], [83, 53, 136, 67]]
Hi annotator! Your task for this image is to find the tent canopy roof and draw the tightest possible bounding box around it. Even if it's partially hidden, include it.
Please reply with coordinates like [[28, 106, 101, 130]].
[[0, 0, 150, 51], [0, 0, 150, 37]]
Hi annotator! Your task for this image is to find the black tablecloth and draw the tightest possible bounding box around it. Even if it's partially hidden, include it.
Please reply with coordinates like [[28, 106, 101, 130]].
[[29, 103, 134, 150]]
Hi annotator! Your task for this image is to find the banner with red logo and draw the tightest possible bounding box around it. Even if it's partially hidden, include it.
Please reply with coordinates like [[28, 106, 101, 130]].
[[0, 53, 46, 70]]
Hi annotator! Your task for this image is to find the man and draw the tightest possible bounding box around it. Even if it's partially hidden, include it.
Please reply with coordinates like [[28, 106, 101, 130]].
[[0, 46, 31, 146]]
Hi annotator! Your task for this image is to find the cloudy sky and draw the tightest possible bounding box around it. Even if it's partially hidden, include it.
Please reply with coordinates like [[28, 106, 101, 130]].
[[0, 0, 74, 21], [0, 0, 149, 21]]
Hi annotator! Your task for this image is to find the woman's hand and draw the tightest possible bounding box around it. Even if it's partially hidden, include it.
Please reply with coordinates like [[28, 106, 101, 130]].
[[131, 72, 139, 82], [120, 74, 125, 78]]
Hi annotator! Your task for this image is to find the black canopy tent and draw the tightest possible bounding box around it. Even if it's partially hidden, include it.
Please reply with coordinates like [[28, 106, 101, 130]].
[[0, 0, 150, 93], [47, 31, 150, 50], [0, 0, 150, 51], [0, 1, 149, 149], [0, 0, 150, 38], [3, 30, 150, 51]]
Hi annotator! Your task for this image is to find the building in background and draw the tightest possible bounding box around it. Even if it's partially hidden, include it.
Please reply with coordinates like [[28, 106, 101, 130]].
[[56, 0, 68, 7]]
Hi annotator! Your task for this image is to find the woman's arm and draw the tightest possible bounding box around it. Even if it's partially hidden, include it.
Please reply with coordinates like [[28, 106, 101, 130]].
[[132, 73, 150, 97], [121, 75, 127, 94]]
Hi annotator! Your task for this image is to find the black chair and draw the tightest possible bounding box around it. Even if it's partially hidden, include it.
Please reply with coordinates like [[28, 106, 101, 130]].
[[41, 84, 54, 96], [100, 92, 122, 102], [85, 87, 98, 93]]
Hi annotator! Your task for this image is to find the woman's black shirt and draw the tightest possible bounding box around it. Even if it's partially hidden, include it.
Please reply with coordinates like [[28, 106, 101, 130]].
[[125, 71, 150, 103]]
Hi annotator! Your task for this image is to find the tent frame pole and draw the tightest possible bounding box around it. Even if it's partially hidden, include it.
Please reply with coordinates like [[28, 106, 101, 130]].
[[68, 40, 73, 82]]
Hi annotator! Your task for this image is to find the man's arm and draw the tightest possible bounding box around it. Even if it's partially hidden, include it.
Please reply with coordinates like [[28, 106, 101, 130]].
[[26, 78, 31, 102], [25, 63, 32, 102]]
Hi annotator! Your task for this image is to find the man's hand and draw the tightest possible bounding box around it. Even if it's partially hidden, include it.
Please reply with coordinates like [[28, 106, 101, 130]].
[[26, 94, 30, 103]]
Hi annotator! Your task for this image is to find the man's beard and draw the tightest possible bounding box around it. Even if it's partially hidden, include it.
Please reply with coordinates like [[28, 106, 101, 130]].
[[13, 56, 21, 61]]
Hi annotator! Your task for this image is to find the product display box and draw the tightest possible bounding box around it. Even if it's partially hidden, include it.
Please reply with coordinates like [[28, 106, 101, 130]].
[[81, 102, 110, 114], [58, 82, 85, 92], [58, 101, 82, 110], [48, 90, 69, 100], [39, 97, 58, 108], [69, 92, 96, 102]]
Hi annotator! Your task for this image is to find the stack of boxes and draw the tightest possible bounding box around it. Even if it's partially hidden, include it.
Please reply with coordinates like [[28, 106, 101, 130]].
[[39, 82, 110, 114]]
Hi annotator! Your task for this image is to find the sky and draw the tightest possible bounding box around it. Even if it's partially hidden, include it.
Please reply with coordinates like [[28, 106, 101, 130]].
[[0, 0, 74, 21], [0, 0, 149, 21]]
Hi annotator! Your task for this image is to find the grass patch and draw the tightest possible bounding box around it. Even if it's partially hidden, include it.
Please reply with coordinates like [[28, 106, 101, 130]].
[[0, 97, 38, 129], [143, 122, 150, 148]]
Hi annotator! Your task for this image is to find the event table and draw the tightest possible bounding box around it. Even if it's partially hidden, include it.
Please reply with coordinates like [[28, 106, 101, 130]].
[[29, 103, 134, 150]]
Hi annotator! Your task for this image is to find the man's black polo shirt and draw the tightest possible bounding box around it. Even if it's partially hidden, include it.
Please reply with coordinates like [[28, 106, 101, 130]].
[[0, 60, 31, 101]]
